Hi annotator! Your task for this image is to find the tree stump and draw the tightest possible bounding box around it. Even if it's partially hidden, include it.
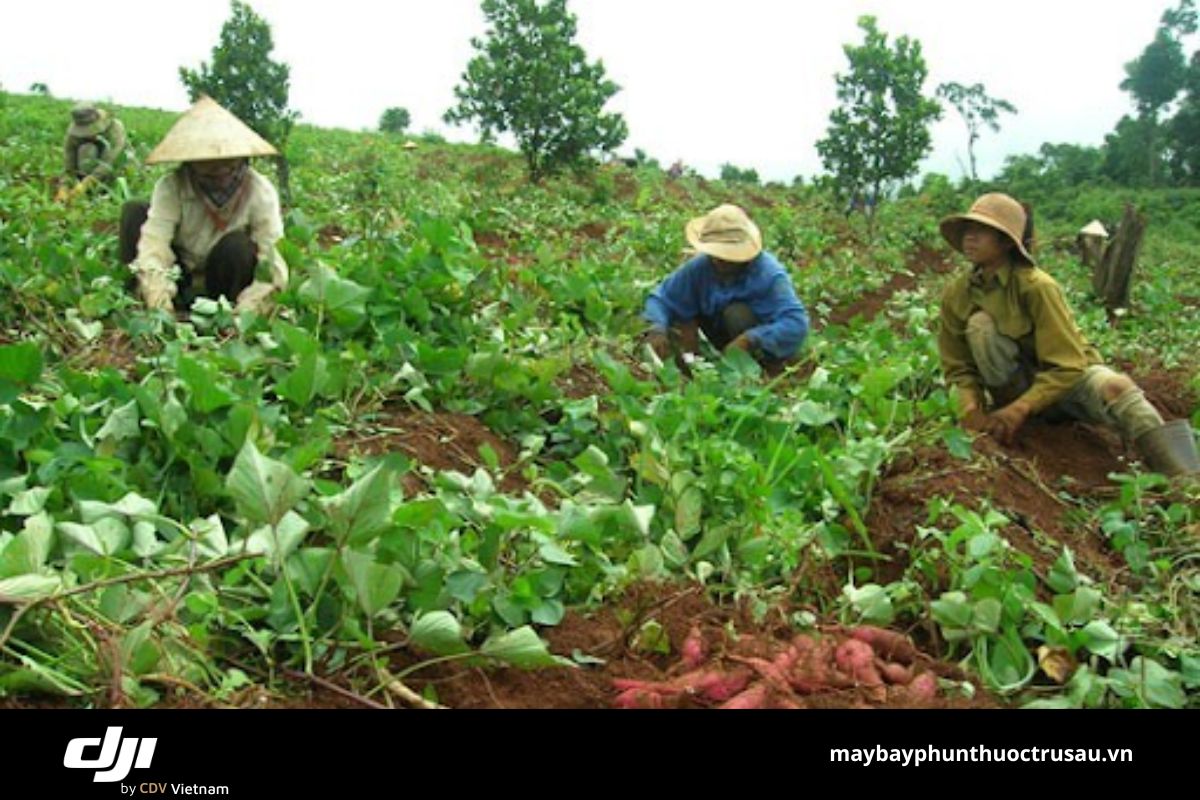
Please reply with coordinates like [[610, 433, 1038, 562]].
[[1093, 204, 1145, 313]]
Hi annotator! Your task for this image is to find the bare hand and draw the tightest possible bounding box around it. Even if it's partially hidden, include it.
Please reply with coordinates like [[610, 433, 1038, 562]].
[[984, 401, 1032, 446]]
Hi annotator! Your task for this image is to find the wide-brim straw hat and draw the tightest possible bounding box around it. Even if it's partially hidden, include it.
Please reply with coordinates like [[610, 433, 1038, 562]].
[[940, 193, 1034, 265], [145, 96, 279, 165], [685, 204, 763, 262], [69, 104, 111, 138]]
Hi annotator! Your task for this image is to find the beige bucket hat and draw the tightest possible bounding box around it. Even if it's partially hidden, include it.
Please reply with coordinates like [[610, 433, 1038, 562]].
[[146, 96, 278, 165], [685, 204, 763, 262], [1079, 220, 1109, 238], [69, 103, 111, 138], [940, 193, 1034, 265]]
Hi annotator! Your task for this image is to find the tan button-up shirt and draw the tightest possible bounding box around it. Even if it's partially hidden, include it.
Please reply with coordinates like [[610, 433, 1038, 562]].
[[939, 263, 1101, 413], [131, 167, 288, 304]]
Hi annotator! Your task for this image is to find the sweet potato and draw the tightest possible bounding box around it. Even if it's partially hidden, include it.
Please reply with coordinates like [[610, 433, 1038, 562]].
[[613, 687, 666, 709], [877, 659, 914, 685], [732, 656, 795, 696], [850, 625, 919, 665], [612, 678, 684, 696], [680, 625, 707, 670], [835, 639, 884, 687], [719, 683, 770, 710], [679, 668, 752, 702], [905, 672, 938, 703]]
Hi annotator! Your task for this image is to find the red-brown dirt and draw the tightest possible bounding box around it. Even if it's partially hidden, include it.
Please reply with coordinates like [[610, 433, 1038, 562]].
[[396, 583, 994, 709], [334, 407, 526, 494], [824, 243, 956, 328]]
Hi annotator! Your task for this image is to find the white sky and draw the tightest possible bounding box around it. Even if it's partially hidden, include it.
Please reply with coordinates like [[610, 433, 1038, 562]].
[[0, 0, 1179, 181]]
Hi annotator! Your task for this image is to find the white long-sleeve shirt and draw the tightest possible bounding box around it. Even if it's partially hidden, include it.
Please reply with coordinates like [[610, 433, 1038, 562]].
[[131, 167, 288, 305]]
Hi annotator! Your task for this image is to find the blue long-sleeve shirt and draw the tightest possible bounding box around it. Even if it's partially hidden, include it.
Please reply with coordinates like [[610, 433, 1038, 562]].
[[643, 252, 810, 359]]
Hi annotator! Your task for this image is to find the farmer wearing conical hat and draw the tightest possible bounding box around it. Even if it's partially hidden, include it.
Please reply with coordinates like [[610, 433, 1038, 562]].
[[938, 192, 1199, 476], [58, 102, 128, 201], [643, 204, 809, 373], [120, 96, 288, 314]]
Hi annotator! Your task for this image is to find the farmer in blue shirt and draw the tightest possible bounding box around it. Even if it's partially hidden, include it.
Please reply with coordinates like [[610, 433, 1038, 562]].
[[643, 204, 809, 373]]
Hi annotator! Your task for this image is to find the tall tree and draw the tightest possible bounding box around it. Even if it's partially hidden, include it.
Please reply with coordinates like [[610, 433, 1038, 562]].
[[816, 16, 942, 232], [936, 81, 1017, 184], [1119, 0, 1197, 184], [180, 0, 299, 198], [444, 0, 628, 182], [379, 107, 412, 135]]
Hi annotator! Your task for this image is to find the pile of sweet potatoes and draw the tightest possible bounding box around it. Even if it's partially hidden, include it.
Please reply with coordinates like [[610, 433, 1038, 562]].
[[612, 624, 940, 709]]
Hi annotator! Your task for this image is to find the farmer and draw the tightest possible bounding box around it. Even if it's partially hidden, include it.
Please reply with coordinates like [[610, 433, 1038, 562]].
[[120, 96, 287, 314], [643, 204, 809, 373], [58, 102, 128, 200], [938, 192, 1199, 476]]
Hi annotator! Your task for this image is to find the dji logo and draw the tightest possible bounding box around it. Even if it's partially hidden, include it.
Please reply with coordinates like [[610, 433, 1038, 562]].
[[64, 727, 157, 782]]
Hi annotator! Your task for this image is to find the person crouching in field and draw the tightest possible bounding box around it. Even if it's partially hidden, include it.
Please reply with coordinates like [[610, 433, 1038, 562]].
[[938, 192, 1199, 476], [57, 103, 128, 202], [120, 96, 288, 314], [643, 204, 809, 375]]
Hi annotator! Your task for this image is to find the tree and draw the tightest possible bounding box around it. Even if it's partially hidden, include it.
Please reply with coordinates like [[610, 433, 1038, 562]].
[[816, 16, 942, 233], [379, 107, 411, 134], [719, 163, 760, 185], [936, 81, 1017, 184], [180, 0, 299, 197], [1119, 0, 1197, 184], [444, 0, 628, 182]]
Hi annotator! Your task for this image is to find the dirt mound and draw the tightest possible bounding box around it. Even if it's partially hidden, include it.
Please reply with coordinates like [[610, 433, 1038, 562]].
[[65, 327, 139, 376], [402, 583, 991, 709], [556, 362, 610, 399], [334, 408, 525, 494], [1118, 362, 1197, 420], [824, 243, 955, 328], [317, 223, 348, 248], [575, 221, 609, 241], [868, 421, 1129, 589]]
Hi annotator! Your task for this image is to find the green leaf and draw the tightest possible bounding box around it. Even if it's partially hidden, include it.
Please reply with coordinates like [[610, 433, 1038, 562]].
[[57, 519, 128, 556], [7, 487, 50, 516], [481, 626, 570, 668], [843, 583, 895, 625], [1110, 657, 1185, 709], [972, 598, 1002, 633], [191, 515, 229, 558], [409, 611, 470, 656], [278, 351, 329, 408], [244, 511, 311, 563], [96, 399, 140, 444], [691, 522, 733, 561], [0, 342, 43, 403], [79, 492, 157, 522], [178, 356, 237, 413], [321, 464, 393, 545], [932, 591, 973, 629], [790, 399, 837, 427], [0, 342, 43, 384], [298, 263, 373, 328], [537, 541, 578, 566], [226, 438, 310, 526], [0, 513, 53, 578], [0, 573, 62, 602], [674, 486, 703, 540], [1046, 548, 1079, 594], [1080, 620, 1125, 661], [445, 570, 489, 603], [942, 426, 974, 460], [341, 550, 407, 617]]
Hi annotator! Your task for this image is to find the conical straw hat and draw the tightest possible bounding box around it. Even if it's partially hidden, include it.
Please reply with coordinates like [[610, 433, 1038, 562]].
[[1079, 220, 1109, 238], [145, 96, 278, 164]]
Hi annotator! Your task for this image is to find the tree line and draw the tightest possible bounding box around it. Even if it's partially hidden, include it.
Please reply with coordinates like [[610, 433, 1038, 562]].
[[166, 0, 1200, 203]]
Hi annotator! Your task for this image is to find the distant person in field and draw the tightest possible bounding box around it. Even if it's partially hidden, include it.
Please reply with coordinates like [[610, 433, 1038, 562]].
[[938, 192, 1198, 476], [58, 102, 127, 200], [643, 204, 810, 374], [120, 96, 288, 314]]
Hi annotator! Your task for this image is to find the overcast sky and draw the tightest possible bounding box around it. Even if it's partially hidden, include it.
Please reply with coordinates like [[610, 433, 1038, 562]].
[[0, 1, 1180, 181]]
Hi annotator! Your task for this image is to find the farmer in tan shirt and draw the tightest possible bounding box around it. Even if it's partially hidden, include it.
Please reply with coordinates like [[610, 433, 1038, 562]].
[[120, 96, 287, 313], [938, 193, 1198, 476], [57, 103, 128, 202]]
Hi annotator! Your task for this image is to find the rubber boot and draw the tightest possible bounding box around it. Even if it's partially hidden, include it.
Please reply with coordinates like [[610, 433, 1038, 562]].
[[1134, 419, 1200, 477]]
